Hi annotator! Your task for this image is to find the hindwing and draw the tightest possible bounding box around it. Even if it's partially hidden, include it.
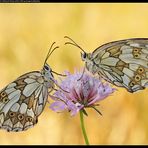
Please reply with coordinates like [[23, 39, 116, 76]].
[[0, 71, 50, 132], [92, 38, 148, 92]]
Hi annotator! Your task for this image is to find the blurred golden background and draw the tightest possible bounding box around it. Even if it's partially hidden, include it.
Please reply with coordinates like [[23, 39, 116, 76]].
[[0, 3, 148, 145]]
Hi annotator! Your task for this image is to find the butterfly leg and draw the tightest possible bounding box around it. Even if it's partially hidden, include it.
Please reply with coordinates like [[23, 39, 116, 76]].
[[50, 79, 69, 93]]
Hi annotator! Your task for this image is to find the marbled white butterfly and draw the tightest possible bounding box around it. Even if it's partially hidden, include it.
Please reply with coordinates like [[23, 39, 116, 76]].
[[0, 42, 62, 132], [64, 36, 148, 93]]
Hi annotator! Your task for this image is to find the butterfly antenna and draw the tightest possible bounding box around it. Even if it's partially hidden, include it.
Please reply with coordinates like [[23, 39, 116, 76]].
[[43, 42, 59, 67], [64, 36, 86, 53]]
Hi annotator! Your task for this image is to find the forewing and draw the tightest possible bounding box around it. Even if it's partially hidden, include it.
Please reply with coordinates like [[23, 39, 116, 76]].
[[92, 38, 148, 93], [0, 71, 49, 132]]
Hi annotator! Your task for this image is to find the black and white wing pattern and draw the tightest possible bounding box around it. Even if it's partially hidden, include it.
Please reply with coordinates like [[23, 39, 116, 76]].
[[0, 71, 52, 132], [64, 36, 148, 93], [91, 38, 148, 92], [0, 42, 61, 132]]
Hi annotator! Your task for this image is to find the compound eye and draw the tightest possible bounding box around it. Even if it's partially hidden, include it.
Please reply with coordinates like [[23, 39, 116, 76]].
[[83, 52, 87, 58], [81, 52, 87, 61], [44, 65, 49, 70]]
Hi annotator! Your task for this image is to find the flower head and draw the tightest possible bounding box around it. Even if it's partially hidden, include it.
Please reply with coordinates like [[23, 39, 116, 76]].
[[49, 69, 116, 116]]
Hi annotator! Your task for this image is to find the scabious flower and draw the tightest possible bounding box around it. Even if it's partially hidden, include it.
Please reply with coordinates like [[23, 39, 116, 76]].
[[49, 69, 116, 116]]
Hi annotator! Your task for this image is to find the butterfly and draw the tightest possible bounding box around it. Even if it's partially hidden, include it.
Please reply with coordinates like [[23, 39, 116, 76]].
[[64, 36, 148, 93], [0, 42, 64, 132]]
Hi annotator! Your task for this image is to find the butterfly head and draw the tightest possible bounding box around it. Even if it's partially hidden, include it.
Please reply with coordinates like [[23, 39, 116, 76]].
[[81, 52, 97, 74], [42, 63, 54, 81], [41, 42, 59, 81], [64, 36, 98, 74], [81, 52, 91, 61]]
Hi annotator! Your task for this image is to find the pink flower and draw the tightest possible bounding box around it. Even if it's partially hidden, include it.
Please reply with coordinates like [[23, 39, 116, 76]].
[[49, 70, 116, 116]]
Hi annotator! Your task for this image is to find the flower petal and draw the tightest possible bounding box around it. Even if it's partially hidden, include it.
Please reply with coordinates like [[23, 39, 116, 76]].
[[49, 69, 116, 116], [50, 101, 67, 112], [66, 100, 83, 116]]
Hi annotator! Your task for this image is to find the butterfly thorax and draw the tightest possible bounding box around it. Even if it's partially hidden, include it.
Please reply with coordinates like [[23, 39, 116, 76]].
[[81, 52, 98, 75], [41, 63, 55, 89]]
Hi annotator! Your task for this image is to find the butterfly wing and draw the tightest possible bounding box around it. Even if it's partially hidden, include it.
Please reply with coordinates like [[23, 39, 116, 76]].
[[92, 38, 148, 93], [0, 71, 50, 132]]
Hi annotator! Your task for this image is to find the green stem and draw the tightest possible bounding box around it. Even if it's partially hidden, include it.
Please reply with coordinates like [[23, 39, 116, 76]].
[[80, 110, 90, 145]]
